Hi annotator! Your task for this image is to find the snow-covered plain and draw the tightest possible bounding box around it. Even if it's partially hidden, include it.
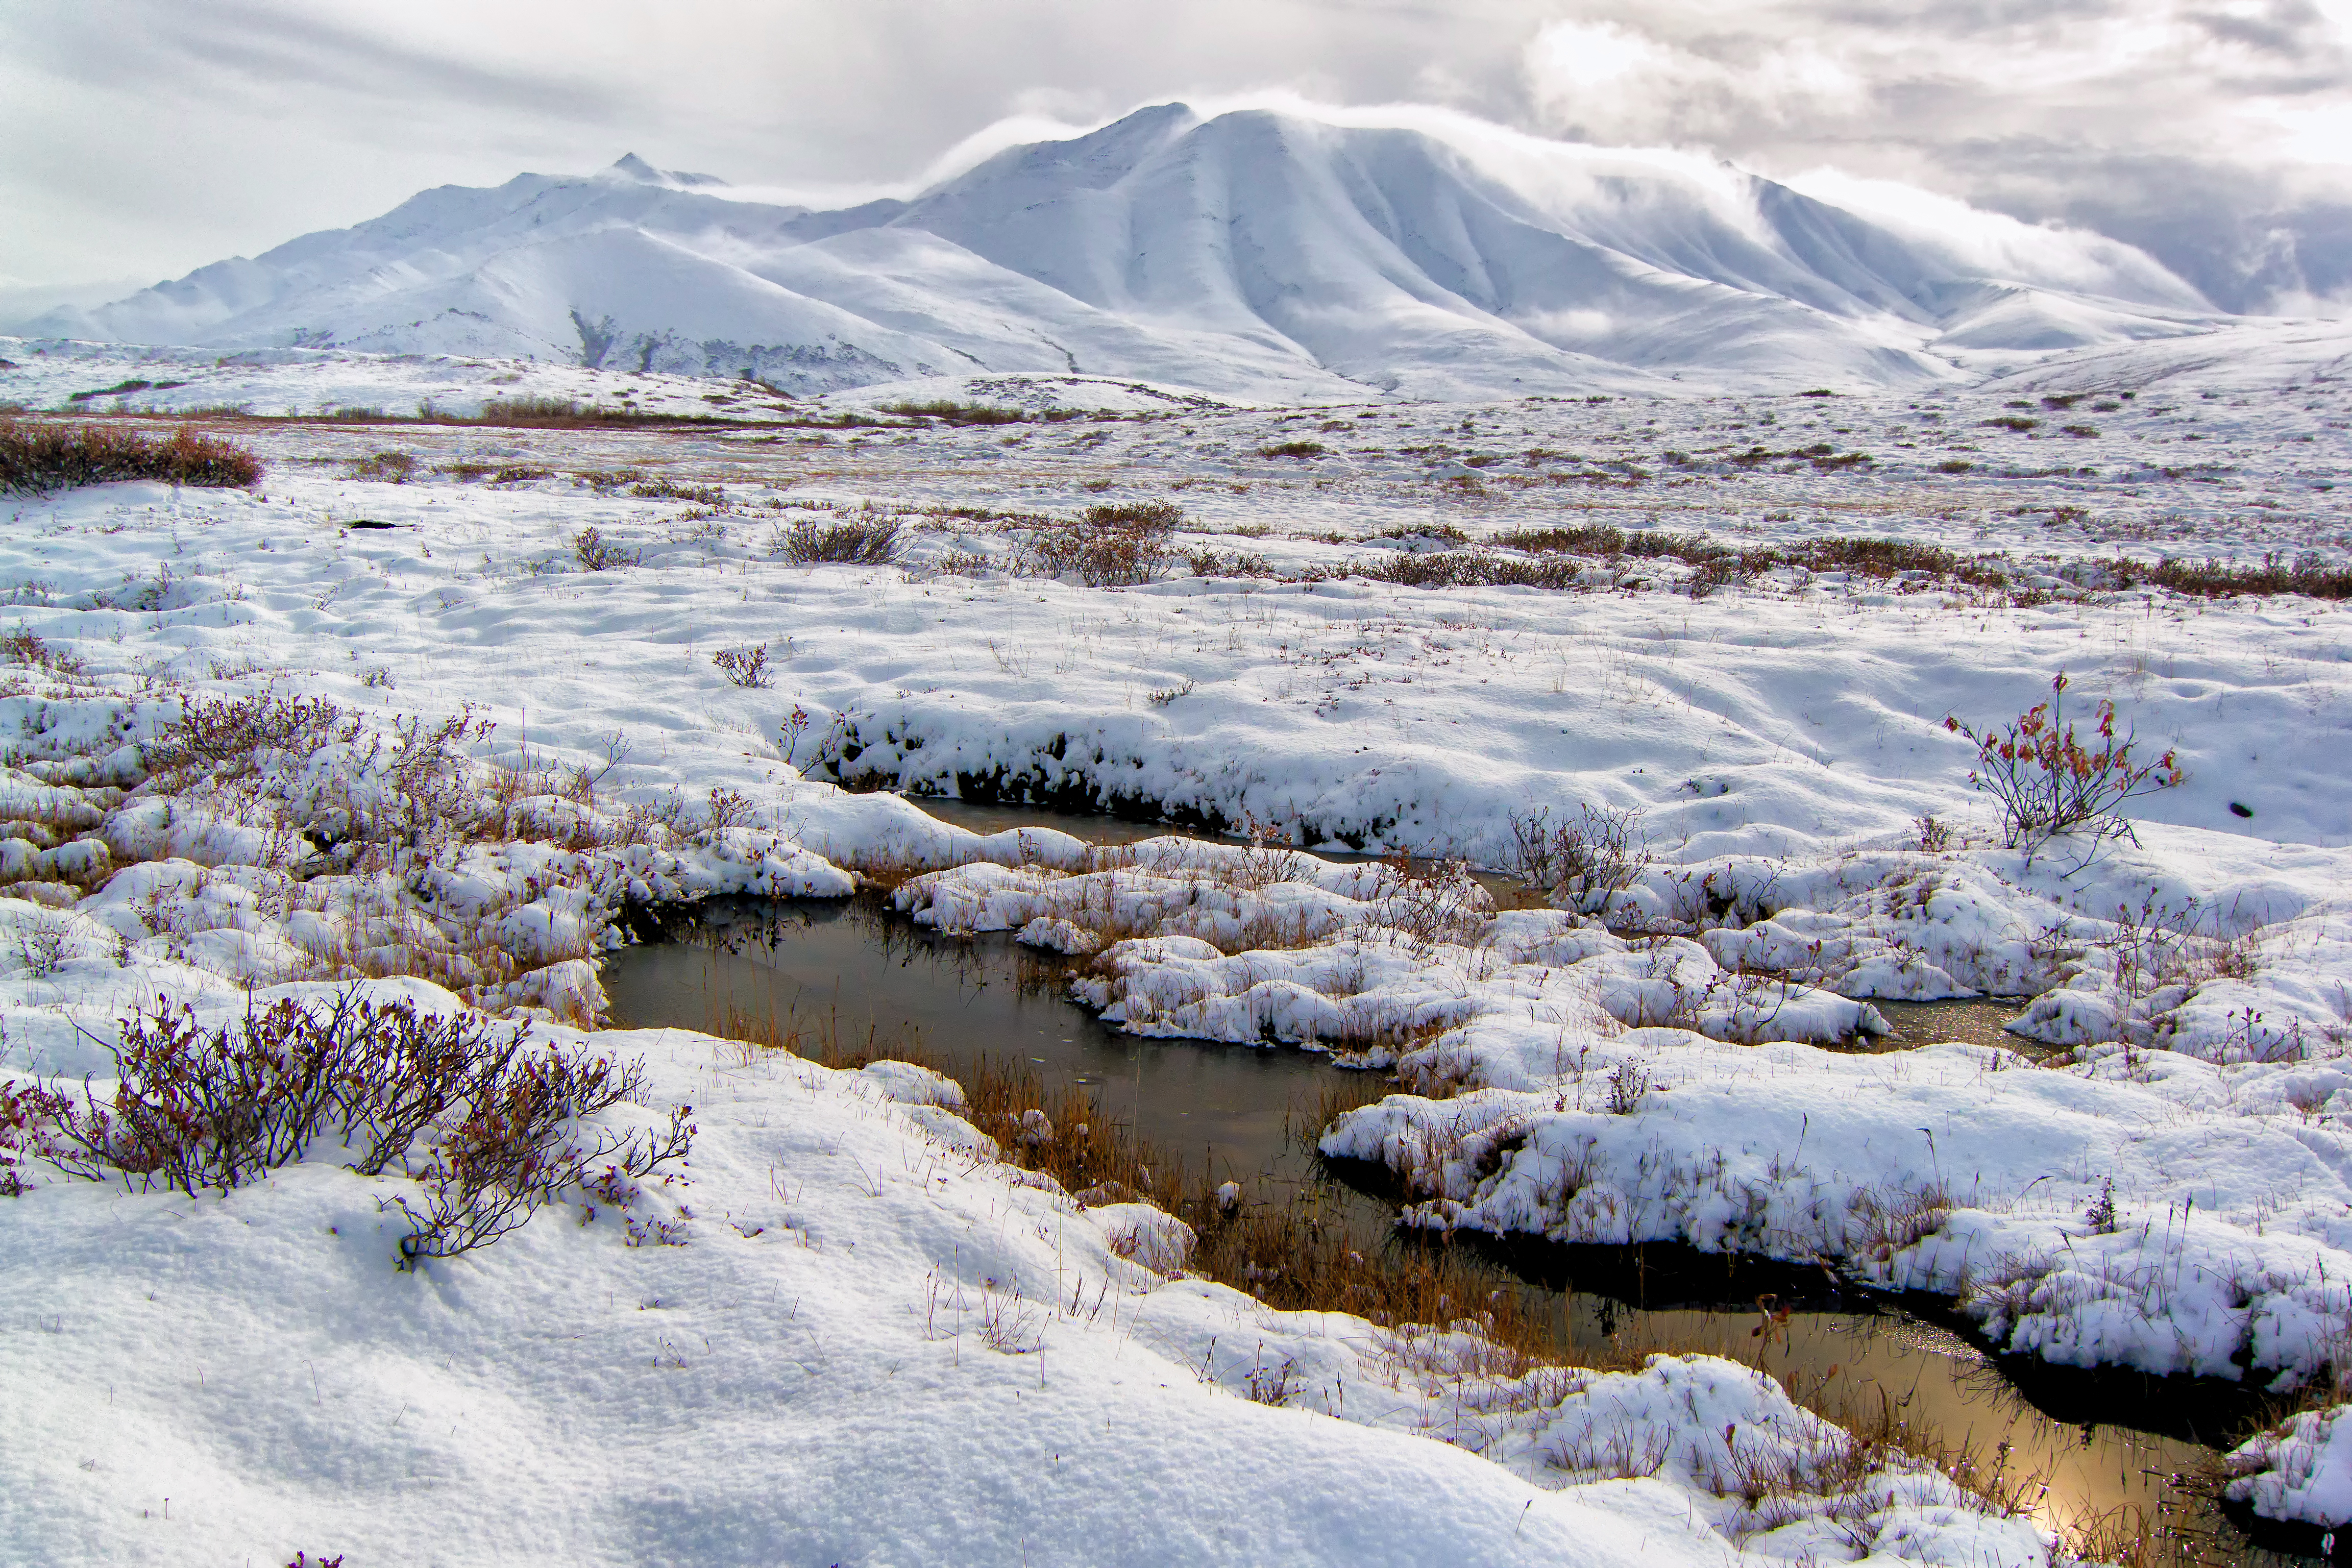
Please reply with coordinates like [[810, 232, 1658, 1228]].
[[4, 356, 2352, 1557]]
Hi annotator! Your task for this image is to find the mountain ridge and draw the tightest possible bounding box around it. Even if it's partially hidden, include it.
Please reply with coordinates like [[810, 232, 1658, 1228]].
[[22, 103, 2241, 399]]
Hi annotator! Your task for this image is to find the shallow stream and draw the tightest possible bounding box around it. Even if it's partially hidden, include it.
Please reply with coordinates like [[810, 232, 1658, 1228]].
[[602, 803, 2314, 1564]]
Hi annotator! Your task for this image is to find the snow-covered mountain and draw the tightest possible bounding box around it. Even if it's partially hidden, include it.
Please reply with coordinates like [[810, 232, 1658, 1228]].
[[24, 104, 2236, 399]]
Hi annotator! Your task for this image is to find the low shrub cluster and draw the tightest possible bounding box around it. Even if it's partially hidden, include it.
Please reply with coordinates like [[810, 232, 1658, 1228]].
[[347, 451, 418, 483], [0, 420, 263, 496], [1022, 501, 1185, 586], [0, 991, 691, 1264], [880, 399, 1090, 426], [1377, 551, 1589, 590], [881, 400, 1027, 425], [572, 527, 642, 571], [1491, 526, 2012, 595], [2125, 551, 2352, 602], [777, 517, 904, 565]]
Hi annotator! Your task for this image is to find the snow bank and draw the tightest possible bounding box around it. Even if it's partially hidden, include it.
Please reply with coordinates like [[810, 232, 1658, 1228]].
[[2226, 1402, 2352, 1533], [0, 974, 2061, 1566]]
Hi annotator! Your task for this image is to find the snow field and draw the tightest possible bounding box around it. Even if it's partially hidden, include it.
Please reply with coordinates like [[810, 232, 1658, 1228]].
[[0, 373, 2348, 1548], [7, 979, 2071, 1566]]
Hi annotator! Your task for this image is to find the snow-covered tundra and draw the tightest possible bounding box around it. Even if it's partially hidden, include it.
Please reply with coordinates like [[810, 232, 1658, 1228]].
[[3, 356, 2349, 1560]]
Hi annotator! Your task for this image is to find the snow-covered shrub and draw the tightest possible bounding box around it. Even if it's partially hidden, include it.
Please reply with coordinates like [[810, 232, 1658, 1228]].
[[1944, 672, 2181, 865], [0, 419, 262, 496], [1365, 853, 1492, 955], [140, 692, 366, 787]]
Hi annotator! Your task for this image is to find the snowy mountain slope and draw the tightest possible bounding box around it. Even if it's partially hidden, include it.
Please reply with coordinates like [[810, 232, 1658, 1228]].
[[1987, 314, 2352, 392], [741, 228, 1375, 398], [26, 105, 2239, 398]]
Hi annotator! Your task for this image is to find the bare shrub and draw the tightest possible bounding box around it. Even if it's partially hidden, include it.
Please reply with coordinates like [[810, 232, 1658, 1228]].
[[0, 420, 263, 496], [1367, 852, 1490, 956], [1605, 1060, 1650, 1114], [1021, 502, 1183, 586], [1, 629, 88, 679], [1945, 672, 2182, 865], [1507, 803, 1650, 915], [385, 1054, 691, 1267], [347, 451, 417, 483], [702, 787, 754, 833], [11, 990, 690, 1263], [12, 911, 79, 977], [712, 644, 771, 688], [142, 692, 366, 784], [777, 517, 903, 564], [629, 478, 722, 504], [573, 527, 642, 571]]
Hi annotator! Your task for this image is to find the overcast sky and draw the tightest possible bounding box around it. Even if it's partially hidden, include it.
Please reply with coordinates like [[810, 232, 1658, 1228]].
[[4, 0, 2349, 315]]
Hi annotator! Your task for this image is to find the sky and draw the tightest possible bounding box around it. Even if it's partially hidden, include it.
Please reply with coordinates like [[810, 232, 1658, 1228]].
[[4, 0, 2349, 318]]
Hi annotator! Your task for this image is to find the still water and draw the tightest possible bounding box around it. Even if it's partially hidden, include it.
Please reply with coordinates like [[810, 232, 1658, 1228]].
[[599, 808, 2313, 1564]]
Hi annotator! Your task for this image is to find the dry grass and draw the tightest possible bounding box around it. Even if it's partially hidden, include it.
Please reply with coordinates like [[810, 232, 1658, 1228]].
[[0, 420, 262, 495]]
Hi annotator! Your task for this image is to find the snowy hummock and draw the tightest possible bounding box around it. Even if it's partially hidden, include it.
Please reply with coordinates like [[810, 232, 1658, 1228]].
[[2226, 1402, 2352, 1533]]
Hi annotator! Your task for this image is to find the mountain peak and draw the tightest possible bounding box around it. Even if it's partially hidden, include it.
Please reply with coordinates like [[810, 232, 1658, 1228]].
[[605, 154, 727, 189]]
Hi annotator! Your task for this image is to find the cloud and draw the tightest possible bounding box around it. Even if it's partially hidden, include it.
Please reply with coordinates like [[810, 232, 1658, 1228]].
[[1523, 19, 1864, 144], [1513, 2, 2352, 308]]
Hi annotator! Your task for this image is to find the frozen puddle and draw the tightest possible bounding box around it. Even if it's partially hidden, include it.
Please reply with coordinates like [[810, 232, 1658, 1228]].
[[605, 889, 2301, 1564]]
